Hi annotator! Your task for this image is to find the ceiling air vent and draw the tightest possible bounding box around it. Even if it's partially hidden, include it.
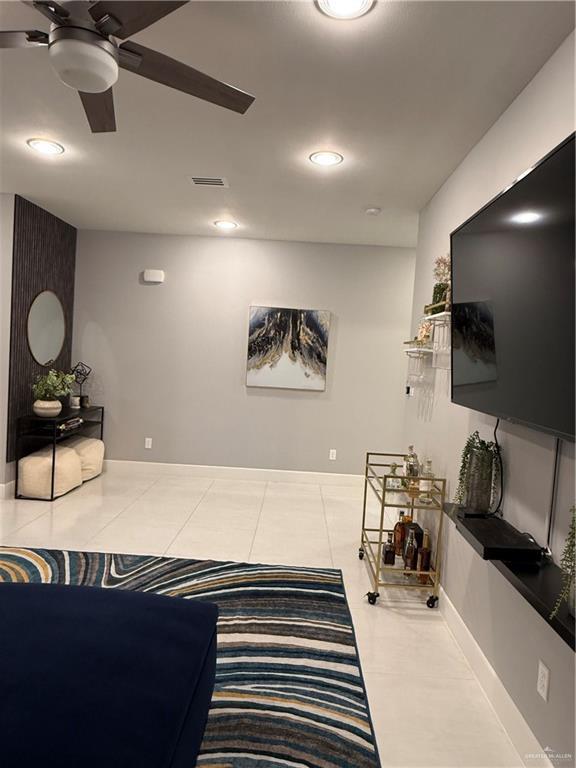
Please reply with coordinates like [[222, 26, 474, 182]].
[[188, 176, 230, 188]]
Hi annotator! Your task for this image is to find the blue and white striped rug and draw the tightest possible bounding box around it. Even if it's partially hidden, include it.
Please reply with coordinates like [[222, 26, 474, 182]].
[[0, 548, 380, 767]]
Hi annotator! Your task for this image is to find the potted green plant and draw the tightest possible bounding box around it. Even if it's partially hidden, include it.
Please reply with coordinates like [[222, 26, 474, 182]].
[[32, 369, 75, 417], [551, 506, 575, 619], [455, 431, 501, 513], [425, 253, 451, 315]]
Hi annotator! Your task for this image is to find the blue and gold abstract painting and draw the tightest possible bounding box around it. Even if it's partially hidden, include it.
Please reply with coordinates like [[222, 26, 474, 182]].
[[246, 306, 331, 391]]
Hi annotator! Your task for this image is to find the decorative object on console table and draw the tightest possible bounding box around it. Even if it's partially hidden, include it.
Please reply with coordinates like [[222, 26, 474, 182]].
[[31, 369, 75, 418], [71, 361, 92, 408], [551, 506, 576, 620], [455, 431, 501, 516]]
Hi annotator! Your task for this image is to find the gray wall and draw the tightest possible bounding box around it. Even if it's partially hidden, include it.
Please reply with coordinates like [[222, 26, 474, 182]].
[[0, 193, 14, 486], [406, 33, 575, 758], [73, 232, 415, 474]]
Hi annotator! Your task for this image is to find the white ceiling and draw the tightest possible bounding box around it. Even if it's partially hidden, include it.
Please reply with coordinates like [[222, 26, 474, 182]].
[[0, 1, 573, 247]]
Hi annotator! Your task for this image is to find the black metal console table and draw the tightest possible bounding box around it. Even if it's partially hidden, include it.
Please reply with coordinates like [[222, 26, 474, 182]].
[[15, 406, 104, 501]]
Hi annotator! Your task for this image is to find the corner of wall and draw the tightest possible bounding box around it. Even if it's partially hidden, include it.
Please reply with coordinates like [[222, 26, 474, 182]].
[[0, 194, 15, 486]]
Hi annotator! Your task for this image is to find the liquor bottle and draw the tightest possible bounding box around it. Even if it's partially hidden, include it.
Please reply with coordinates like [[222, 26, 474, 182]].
[[404, 528, 418, 571], [419, 459, 434, 504], [404, 445, 420, 479], [387, 462, 402, 490], [383, 532, 396, 565], [404, 445, 420, 494], [405, 522, 424, 550], [394, 511, 407, 556], [417, 529, 432, 584]]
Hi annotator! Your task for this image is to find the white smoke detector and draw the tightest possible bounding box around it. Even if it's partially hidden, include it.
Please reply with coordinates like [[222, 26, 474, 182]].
[[143, 269, 165, 284]]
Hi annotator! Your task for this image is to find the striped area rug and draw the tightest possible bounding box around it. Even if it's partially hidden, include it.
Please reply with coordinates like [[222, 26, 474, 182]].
[[0, 548, 380, 768]]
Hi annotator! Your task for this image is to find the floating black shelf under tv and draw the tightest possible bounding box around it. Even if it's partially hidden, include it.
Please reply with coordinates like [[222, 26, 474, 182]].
[[445, 504, 574, 649], [450, 132, 575, 442]]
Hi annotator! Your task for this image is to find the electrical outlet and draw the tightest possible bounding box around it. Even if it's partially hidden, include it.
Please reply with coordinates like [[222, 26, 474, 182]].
[[144, 437, 152, 450], [537, 660, 549, 702], [329, 449, 337, 461]]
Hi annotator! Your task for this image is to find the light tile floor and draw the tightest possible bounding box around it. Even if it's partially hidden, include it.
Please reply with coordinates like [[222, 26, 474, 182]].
[[0, 465, 523, 768]]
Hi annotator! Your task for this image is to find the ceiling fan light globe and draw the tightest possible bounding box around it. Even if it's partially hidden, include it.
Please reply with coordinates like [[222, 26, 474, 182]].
[[49, 37, 118, 93]]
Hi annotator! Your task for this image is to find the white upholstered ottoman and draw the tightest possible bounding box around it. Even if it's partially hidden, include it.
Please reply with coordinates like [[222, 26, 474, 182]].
[[65, 437, 105, 481], [18, 446, 82, 500]]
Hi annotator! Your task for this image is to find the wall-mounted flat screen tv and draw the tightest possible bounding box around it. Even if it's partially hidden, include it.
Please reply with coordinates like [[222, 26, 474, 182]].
[[451, 133, 575, 441]]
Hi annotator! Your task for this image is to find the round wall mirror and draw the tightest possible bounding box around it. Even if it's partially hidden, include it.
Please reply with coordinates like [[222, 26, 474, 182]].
[[27, 290, 65, 366]]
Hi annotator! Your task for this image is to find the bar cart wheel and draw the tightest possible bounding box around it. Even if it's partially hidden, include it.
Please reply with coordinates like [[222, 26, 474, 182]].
[[358, 548, 365, 560], [426, 595, 439, 609], [367, 592, 379, 605]]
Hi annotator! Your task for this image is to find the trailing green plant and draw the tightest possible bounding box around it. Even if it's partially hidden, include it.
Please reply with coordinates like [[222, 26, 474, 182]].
[[455, 431, 501, 510], [32, 369, 75, 401], [550, 506, 575, 619]]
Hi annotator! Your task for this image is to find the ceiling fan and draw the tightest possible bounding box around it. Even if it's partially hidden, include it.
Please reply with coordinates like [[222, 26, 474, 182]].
[[0, 0, 255, 133]]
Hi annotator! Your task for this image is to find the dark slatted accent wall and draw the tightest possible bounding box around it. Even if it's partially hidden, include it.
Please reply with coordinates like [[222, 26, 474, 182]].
[[6, 196, 77, 462]]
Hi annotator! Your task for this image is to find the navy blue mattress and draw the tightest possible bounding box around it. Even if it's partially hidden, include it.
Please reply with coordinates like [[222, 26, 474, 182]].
[[0, 582, 218, 767]]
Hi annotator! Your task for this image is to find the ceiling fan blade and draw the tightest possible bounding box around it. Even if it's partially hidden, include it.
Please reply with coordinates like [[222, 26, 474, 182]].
[[119, 42, 255, 115], [79, 88, 116, 133], [28, 0, 70, 24], [88, 1, 188, 39], [0, 30, 48, 48]]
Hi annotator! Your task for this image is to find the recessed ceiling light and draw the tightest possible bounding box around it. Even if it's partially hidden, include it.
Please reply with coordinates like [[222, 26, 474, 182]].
[[510, 211, 541, 224], [317, 0, 375, 19], [26, 138, 65, 156], [309, 151, 344, 167], [214, 220, 238, 231], [365, 207, 382, 216]]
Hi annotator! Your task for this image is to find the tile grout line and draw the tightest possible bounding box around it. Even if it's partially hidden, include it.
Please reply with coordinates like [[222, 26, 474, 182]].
[[4, 503, 53, 536], [79, 473, 170, 547], [247, 482, 269, 562], [161, 479, 216, 556], [318, 484, 334, 568], [6, 471, 162, 549]]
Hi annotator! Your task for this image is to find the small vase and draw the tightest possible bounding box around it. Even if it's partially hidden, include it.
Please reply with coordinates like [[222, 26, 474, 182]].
[[33, 399, 62, 418]]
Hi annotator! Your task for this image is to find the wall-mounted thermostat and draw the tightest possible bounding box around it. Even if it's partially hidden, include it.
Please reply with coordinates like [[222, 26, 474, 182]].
[[143, 269, 165, 283]]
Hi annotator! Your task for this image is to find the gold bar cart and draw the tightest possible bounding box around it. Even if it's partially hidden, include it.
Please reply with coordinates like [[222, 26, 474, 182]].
[[359, 451, 447, 608]]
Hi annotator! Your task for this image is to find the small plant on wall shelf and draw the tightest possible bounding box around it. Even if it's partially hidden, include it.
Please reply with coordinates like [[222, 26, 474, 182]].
[[550, 506, 575, 619], [425, 252, 451, 315]]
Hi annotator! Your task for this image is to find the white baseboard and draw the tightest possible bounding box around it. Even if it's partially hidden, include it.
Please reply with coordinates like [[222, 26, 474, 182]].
[[0, 480, 15, 500], [104, 459, 363, 487], [440, 587, 552, 768]]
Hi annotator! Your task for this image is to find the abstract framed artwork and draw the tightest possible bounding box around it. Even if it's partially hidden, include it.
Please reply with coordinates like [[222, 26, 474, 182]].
[[246, 306, 331, 391]]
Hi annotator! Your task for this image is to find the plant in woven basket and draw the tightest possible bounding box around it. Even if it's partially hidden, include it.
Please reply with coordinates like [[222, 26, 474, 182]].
[[427, 253, 451, 314], [433, 281, 449, 305], [550, 506, 575, 619], [455, 431, 501, 513], [32, 369, 75, 401]]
